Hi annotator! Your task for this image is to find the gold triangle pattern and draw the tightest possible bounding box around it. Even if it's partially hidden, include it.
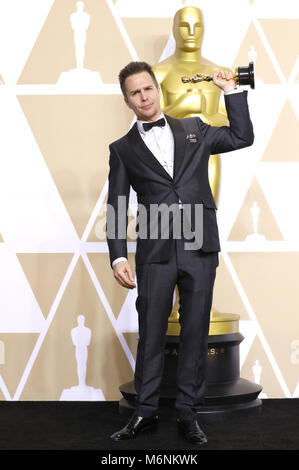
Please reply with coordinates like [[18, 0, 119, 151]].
[[20, 257, 134, 400], [18, 0, 133, 84], [228, 177, 283, 241], [0, 334, 39, 398], [122, 18, 173, 65], [16, 254, 74, 319], [262, 99, 299, 162], [17, 94, 132, 238], [229, 252, 299, 394], [259, 19, 299, 81], [233, 22, 280, 83], [213, 255, 250, 321]]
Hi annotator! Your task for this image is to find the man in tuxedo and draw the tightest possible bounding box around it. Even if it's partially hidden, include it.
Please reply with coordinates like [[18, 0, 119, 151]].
[[106, 61, 254, 444]]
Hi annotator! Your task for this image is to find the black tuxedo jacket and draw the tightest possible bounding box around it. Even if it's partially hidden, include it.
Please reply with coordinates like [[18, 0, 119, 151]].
[[106, 91, 254, 266]]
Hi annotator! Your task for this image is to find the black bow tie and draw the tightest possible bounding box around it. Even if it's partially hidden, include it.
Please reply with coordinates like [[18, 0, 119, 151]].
[[143, 117, 166, 131]]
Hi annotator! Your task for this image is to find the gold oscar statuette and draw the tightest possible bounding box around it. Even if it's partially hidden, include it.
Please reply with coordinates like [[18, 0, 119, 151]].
[[181, 62, 255, 88]]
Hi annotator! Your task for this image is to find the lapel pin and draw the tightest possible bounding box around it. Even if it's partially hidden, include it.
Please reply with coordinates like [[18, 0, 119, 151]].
[[186, 134, 198, 143]]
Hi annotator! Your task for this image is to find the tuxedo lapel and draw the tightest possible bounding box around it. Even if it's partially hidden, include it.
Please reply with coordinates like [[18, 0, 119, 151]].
[[127, 123, 172, 181], [165, 114, 186, 182]]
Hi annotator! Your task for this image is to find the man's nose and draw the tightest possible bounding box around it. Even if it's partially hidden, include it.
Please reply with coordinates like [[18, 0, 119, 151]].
[[140, 90, 148, 101]]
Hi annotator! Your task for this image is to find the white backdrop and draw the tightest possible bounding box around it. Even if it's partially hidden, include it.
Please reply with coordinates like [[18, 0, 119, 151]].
[[0, 0, 299, 401]]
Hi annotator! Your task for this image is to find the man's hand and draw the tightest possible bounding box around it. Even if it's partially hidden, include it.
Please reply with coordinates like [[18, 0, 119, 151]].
[[213, 70, 236, 93], [113, 260, 136, 289]]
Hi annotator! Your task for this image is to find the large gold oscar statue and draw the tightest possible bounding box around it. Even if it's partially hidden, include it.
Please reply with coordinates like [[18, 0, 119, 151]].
[[152, 6, 239, 336]]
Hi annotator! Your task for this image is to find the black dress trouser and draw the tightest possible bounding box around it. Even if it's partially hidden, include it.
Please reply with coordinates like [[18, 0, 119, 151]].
[[134, 212, 219, 421]]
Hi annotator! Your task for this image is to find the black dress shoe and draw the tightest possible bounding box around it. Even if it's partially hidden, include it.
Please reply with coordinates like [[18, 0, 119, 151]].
[[177, 417, 208, 445], [110, 413, 158, 441]]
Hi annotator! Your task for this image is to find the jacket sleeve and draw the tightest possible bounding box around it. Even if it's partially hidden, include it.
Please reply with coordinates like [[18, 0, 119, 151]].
[[197, 90, 254, 155], [106, 144, 131, 268]]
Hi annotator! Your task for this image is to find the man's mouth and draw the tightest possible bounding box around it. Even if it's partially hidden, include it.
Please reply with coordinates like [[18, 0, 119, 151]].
[[142, 103, 152, 110]]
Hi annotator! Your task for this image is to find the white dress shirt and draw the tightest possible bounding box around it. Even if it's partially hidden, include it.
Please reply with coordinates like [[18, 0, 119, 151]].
[[112, 88, 242, 267], [137, 113, 175, 178]]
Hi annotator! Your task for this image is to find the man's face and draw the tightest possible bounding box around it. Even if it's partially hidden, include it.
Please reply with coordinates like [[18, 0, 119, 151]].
[[173, 8, 204, 51], [124, 71, 162, 122]]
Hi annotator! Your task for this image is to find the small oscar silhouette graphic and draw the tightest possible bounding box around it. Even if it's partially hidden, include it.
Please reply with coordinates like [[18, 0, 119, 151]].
[[245, 201, 266, 243], [58, 1, 102, 87], [252, 359, 267, 398], [60, 315, 105, 400]]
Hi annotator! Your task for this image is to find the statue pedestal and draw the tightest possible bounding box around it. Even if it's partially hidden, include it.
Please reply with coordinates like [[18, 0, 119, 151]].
[[118, 312, 262, 422]]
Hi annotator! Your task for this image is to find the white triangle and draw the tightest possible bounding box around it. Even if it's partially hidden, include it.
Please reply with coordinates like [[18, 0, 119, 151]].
[[0, 247, 45, 332], [0, 373, 12, 400], [292, 381, 299, 398], [0, 93, 79, 249], [0, 0, 55, 84], [251, 0, 299, 17], [115, 0, 183, 18], [159, 33, 176, 62], [257, 164, 299, 242], [117, 287, 139, 334]]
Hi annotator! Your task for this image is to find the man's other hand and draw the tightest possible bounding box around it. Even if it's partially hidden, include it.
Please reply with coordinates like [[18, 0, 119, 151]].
[[113, 260, 136, 289]]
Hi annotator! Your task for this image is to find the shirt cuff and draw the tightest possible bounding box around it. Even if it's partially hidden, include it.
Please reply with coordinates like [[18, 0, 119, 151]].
[[224, 87, 243, 95], [112, 257, 128, 268]]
